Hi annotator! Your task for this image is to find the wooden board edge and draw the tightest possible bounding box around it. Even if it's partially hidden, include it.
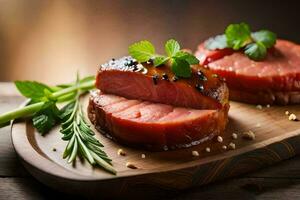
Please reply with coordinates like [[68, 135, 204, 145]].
[[11, 117, 300, 182], [13, 129, 300, 198]]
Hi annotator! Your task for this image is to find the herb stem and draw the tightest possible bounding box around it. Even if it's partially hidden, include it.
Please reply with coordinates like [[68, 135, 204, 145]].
[[0, 102, 45, 125], [51, 80, 95, 99], [0, 79, 95, 127]]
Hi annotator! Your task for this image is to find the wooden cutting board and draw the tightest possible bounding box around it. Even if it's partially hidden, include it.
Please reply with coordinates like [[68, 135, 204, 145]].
[[11, 95, 300, 198]]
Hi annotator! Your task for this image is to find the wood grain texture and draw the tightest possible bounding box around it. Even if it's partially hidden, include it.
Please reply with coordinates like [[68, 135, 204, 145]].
[[0, 88, 27, 177], [10, 93, 300, 198], [0, 177, 74, 200], [174, 177, 300, 200], [0, 126, 28, 177], [2, 177, 300, 200]]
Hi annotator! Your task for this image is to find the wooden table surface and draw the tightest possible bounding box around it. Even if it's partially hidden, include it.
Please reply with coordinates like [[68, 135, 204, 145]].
[[1, 82, 300, 200]]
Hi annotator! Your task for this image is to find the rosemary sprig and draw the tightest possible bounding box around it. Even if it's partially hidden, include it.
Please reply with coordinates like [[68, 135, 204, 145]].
[[60, 94, 116, 174]]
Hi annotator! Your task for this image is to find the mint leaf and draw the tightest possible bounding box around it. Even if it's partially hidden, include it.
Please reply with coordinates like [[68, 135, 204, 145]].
[[205, 34, 228, 50], [153, 56, 169, 67], [185, 54, 199, 65], [175, 51, 199, 65], [128, 40, 155, 62], [32, 102, 60, 134], [244, 42, 267, 61], [15, 81, 51, 101], [165, 39, 180, 57], [171, 58, 191, 78], [59, 101, 76, 120], [33, 114, 56, 134], [225, 22, 251, 50], [252, 30, 276, 48]]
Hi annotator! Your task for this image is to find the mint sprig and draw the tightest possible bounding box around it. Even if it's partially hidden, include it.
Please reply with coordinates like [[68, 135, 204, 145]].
[[225, 22, 252, 50], [204, 22, 277, 61], [129, 39, 199, 78]]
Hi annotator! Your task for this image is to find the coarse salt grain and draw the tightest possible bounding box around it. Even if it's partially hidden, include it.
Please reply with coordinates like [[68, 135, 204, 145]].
[[289, 113, 297, 121], [222, 145, 227, 150], [285, 111, 289, 115], [141, 154, 146, 159], [192, 150, 199, 157], [256, 105, 262, 109], [117, 149, 126, 156], [217, 136, 223, 143], [228, 142, 236, 150], [232, 133, 238, 139], [266, 104, 270, 108], [205, 147, 211, 152]]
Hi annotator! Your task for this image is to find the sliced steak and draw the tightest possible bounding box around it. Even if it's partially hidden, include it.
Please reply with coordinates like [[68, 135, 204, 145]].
[[96, 56, 228, 110], [88, 90, 229, 150], [195, 39, 300, 105]]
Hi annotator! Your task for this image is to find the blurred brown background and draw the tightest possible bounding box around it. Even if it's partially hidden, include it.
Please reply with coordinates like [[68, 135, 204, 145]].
[[0, 0, 299, 84]]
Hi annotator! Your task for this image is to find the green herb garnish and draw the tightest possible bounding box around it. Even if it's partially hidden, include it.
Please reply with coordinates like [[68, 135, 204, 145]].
[[0, 75, 116, 174], [204, 35, 227, 50], [32, 101, 60, 134], [251, 30, 276, 48], [205, 22, 277, 61], [225, 22, 252, 50], [15, 81, 53, 103], [244, 42, 267, 61], [129, 39, 199, 78], [60, 77, 115, 174]]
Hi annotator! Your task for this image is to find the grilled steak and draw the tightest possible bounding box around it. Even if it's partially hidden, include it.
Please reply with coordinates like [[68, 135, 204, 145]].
[[195, 39, 300, 105], [88, 90, 229, 150], [96, 56, 229, 110]]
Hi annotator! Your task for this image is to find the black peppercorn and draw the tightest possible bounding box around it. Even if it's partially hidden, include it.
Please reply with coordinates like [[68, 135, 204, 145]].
[[128, 60, 135, 66], [133, 65, 138, 71], [152, 74, 159, 85], [197, 70, 207, 81], [162, 73, 169, 81], [195, 84, 204, 91]]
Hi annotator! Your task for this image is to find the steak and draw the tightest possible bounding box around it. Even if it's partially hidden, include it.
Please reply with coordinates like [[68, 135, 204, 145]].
[[195, 39, 300, 105], [88, 90, 229, 150], [96, 56, 229, 110]]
